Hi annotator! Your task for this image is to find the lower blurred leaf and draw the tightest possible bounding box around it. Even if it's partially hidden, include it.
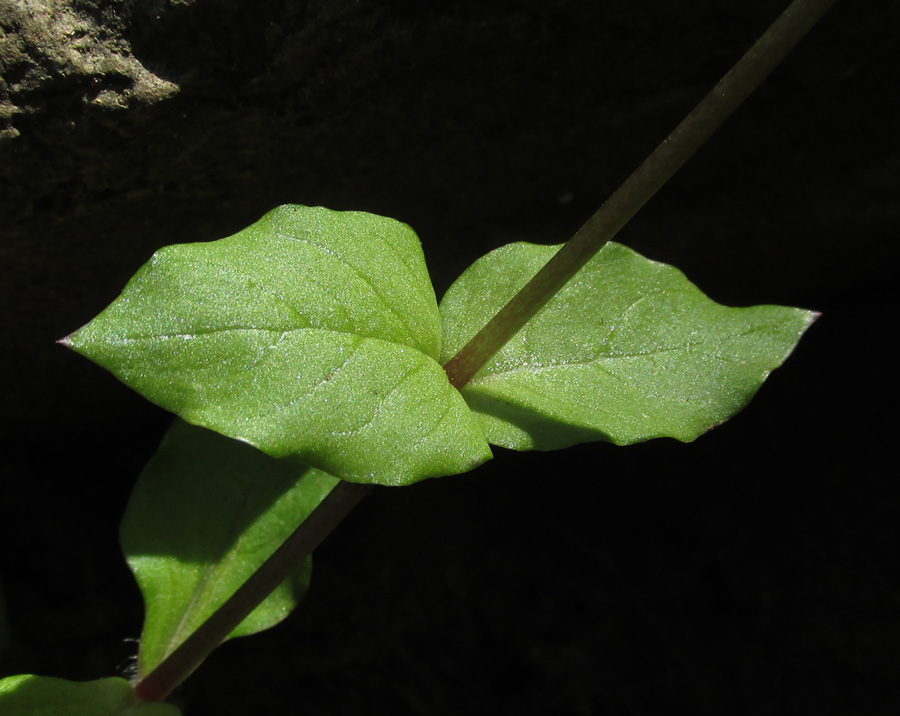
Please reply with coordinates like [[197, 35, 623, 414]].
[[0, 674, 180, 715], [120, 419, 340, 678]]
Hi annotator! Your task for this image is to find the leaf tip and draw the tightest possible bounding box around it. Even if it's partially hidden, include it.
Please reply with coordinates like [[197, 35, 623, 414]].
[[56, 335, 73, 348], [797, 309, 821, 337]]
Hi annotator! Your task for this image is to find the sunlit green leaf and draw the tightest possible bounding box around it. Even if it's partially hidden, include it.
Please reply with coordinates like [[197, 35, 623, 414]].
[[65, 205, 490, 485], [441, 241, 817, 449], [0, 675, 179, 716], [120, 419, 340, 678]]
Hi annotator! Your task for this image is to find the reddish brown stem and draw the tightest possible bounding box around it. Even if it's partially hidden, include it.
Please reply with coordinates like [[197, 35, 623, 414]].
[[443, 0, 838, 390], [133, 480, 371, 703], [132, 0, 837, 703]]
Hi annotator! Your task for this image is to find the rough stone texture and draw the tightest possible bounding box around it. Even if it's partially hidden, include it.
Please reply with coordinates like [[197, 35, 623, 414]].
[[1, 1, 898, 714], [1, 0, 178, 136]]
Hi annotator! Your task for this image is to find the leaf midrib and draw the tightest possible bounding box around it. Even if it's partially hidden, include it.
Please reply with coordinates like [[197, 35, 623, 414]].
[[115, 325, 430, 356], [163, 477, 269, 659], [468, 326, 770, 385]]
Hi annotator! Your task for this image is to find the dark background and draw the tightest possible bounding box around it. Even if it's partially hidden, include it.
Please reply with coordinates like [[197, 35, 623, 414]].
[[1, 1, 897, 714]]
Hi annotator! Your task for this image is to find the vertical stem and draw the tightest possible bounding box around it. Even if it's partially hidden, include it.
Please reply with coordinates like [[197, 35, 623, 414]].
[[132, 0, 837, 703], [443, 0, 838, 389], [133, 480, 371, 703]]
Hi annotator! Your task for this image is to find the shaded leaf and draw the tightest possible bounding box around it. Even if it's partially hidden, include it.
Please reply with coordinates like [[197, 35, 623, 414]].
[[120, 419, 340, 678], [0, 675, 179, 716], [65, 205, 490, 485], [441, 241, 817, 449]]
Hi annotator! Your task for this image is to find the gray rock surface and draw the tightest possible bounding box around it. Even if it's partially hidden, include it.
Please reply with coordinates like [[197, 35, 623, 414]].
[[1, 0, 178, 141]]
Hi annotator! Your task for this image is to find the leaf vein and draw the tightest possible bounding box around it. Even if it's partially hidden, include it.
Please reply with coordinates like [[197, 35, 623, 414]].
[[476, 330, 763, 381], [328, 361, 429, 438], [274, 230, 420, 344]]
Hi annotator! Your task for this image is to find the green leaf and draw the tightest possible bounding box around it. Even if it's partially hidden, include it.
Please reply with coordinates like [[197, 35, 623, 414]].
[[64, 205, 490, 485], [120, 419, 340, 678], [440, 241, 817, 449], [0, 675, 180, 716]]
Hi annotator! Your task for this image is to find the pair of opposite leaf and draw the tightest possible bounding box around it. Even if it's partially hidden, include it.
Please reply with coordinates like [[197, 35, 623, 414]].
[[65, 205, 816, 487], [29, 205, 815, 702]]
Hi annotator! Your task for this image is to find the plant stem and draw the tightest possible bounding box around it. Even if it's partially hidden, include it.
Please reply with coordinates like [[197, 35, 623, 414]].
[[133, 480, 371, 703], [443, 0, 838, 390], [133, 0, 836, 702]]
